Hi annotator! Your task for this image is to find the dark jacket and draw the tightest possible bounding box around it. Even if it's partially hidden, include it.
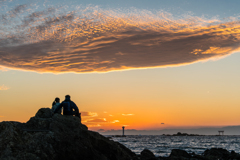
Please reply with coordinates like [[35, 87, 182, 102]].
[[54, 97, 79, 117]]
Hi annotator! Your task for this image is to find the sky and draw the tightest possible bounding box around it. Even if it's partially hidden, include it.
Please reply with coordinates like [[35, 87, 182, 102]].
[[0, 0, 240, 134]]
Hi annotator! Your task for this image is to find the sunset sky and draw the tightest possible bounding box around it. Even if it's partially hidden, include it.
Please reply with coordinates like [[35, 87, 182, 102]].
[[1, 0, 240, 133]]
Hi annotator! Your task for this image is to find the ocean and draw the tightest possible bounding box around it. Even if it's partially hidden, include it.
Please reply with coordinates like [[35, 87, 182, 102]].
[[111, 135, 240, 157]]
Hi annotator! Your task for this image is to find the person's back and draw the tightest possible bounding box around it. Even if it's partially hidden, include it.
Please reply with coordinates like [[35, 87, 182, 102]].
[[54, 95, 80, 118], [61, 97, 76, 115]]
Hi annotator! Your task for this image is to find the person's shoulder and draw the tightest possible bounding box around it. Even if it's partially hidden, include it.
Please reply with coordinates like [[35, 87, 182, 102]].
[[70, 100, 76, 104], [59, 101, 65, 105], [70, 100, 77, 105]]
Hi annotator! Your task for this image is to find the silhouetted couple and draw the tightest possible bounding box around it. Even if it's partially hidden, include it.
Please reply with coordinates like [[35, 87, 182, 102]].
[[52, 95, 80, 118]]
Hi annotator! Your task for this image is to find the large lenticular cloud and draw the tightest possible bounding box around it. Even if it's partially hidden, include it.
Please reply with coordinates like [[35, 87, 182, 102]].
[[0, 3, 240, 73]]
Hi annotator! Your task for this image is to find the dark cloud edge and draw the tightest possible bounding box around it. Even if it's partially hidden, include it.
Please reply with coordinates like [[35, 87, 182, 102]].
[[0, 52, 237, 74]]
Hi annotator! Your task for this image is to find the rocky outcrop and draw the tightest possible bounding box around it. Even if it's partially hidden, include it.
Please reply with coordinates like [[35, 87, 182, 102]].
[[169, 149, 191, 159], [140, 149, 157, 160], [159, 148, 240, 160], [0, 108, 137, 160], [136, 147, 240, 160], [202, 148, 240, 160]]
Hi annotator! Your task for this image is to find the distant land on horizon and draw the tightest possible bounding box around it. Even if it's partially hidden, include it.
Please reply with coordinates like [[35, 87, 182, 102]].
[[98, 125, 240, 135]]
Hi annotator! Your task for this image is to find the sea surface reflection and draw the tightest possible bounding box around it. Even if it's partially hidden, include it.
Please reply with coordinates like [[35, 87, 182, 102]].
[[111, 135, 240, 157]]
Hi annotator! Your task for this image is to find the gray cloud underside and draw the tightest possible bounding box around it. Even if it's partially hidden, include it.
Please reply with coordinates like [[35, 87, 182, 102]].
[[0, 5, 240, 73]]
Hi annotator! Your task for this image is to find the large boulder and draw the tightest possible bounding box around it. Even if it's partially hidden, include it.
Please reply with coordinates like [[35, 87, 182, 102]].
[[203, 148, 230, 160], [35, 108, 52, 118], [0, 108, 137, 160], [229, 150, 240, 159], [169, 149, 191, 159], [140, 149, 157, 160]]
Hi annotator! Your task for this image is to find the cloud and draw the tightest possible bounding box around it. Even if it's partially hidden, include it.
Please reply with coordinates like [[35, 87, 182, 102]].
[[86, 118, 107, 123], [81, 112, 98, 117], [10, 4, 27, 16], [87, 124, 101, 127], [111, 120, 119, 123], [85, 118, 119, 123], [161, 123, 165, 125], [0, 85, 9, 90], [0, 4, 240, 73], [0, 67, 8, 71], [122, 114, 134, 116]]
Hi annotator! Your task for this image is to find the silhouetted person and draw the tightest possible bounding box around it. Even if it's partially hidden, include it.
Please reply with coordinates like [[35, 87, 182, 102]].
[[52, 97, 62, 114], [54, 95, 80, 118]]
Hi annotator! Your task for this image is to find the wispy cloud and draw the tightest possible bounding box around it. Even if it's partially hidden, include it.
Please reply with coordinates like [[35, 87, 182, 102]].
[[0, 85, 9, 90], [0, 66, 9, 71], [111, 120, 119, 123], [81, 112, 98, 117], [84, 118, 119, 124], [0, 4, 240, 73], [87, 124, 101, 127], [86, 118, 107, 123], [122, 114, 134, 116], [8, 4, 27, 18]]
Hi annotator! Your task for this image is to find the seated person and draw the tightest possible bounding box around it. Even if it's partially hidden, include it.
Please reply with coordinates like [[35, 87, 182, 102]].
[[54, 95, 80, 118], [52, 97, 62, 114]]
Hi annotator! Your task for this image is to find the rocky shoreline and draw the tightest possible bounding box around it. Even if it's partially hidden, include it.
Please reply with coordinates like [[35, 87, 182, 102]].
[[139, 148, 240, 160], [0, 108, 239, 160]]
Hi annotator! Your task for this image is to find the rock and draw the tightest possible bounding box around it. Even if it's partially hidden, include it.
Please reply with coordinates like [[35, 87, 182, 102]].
[[229, 150, 240, 159], [169, 149, 191, 159], [140, 149, 157, 160], [35, 108, 52, 118], [203, 148, 230, 160], [0, 108, 137, 160]]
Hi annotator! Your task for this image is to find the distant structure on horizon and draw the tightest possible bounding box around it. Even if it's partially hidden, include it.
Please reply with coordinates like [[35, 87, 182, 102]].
[[218, 130, 224, 135], [122, 126, 125, 136]]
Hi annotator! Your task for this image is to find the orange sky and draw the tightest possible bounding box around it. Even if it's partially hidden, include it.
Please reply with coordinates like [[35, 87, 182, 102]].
[[1, 52, 240, 131]]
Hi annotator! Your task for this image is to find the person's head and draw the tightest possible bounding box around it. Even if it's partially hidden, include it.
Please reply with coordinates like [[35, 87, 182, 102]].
[[55, 97, 60, 103], [65, 95, 71, 101], [52, 97, 60, 106]]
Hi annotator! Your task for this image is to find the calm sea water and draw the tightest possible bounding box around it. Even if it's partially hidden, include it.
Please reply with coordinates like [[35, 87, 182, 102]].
[[111, 135, 240, 157]]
